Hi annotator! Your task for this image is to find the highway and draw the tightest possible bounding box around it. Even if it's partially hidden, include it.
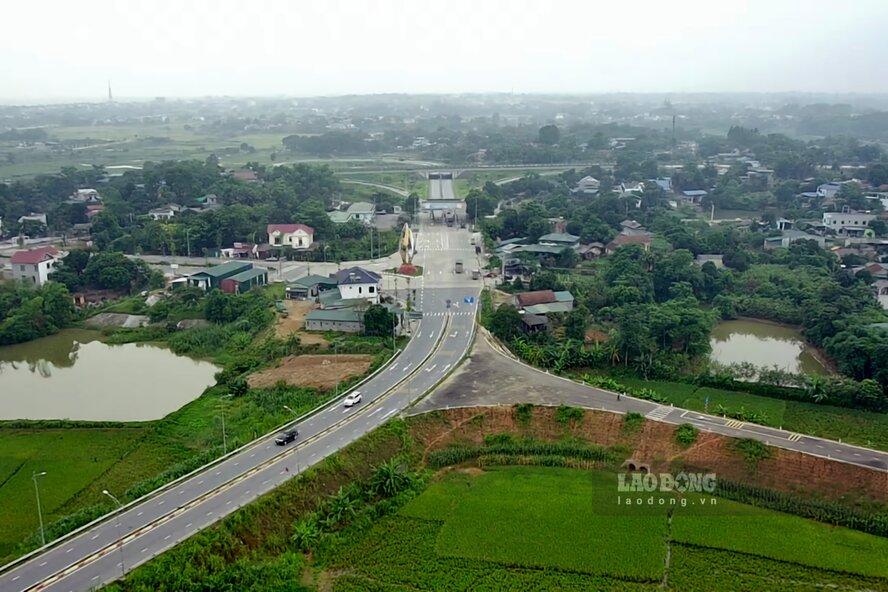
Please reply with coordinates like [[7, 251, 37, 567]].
[[0, 177, 482, 592]]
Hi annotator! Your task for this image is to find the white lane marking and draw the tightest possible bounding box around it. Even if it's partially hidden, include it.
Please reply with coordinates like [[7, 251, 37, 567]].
[[215, 471, 221, 476], [368, 407, 383, 417], [401, 364, 411, 373], [197, 480, 204, 485], [91, 534, 100, 540], [441, 364, 451, 372], [245, 490, 250, 495], [853, 452, 861, 457], [136, 511, 143, 517], [12, 576, 20, 581], [250, 453, 256, 458], [389, 365, 399, 372], [262, 479, 270, 485], [382, 409, 398, 419], [185, 522, 192, 528], [140, 547, 148, 553], [164, 535, 171, 541], [39, 561, 47, 567], [425, 364, 438, 373], [158, 500, 165, 506], [207, 511, 213, 516], [428, 331, 433, 338], [92, 576, 99, 581], [233, 462, 239, 467], [66, 547, 73, 553], [178, 490, 184, 495], [227, 500, 233, 505]]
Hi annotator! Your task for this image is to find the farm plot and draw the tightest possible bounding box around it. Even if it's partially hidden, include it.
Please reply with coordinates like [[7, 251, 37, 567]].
[[246, 354, 373, 390]]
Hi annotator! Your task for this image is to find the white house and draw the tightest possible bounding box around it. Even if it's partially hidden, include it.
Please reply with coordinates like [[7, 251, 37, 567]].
[[574, 176, 600, 195], [69, 188, 102, 203], [817, 183, 842, 199], [148, 205, 178, 221], [823, 211, 876, 236], [10, 246, 64, 286], [334, 266, 382, 304], [17, 213, 47, 226], [267, 223, 314, 249]]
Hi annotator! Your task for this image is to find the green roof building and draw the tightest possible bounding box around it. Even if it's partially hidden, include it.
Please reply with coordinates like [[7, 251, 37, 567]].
[[188, 261, 254, 290], [221, 268, 268, 294]]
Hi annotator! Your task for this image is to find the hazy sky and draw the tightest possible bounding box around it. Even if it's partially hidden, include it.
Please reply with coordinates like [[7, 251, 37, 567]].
[[4, 0, 888, 102]]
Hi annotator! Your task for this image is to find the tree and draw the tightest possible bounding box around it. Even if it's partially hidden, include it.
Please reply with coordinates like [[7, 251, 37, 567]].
[[538, 124, 560, 146], [363, 304, 396, 337], [489, 304, 523, 341], [564, 307, 587, 341], [369, 458, 413, 497]]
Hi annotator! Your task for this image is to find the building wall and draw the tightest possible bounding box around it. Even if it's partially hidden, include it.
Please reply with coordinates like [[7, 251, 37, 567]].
[[338, 282, 380, 303], [271, 230, 313, 249], [11, 259, 55, 286], [305, 319, 363, 333]]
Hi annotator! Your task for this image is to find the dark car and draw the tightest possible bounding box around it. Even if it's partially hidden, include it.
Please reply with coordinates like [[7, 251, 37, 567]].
[[275, 428, 299, 446]]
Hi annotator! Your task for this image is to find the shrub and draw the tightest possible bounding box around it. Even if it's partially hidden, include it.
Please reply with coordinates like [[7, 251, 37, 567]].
[[675, 423, 699, 447], [730, 438, 774, 467], [513, 403, 534, 425], [622, 412, 645, 433], [556, 404, 584, 424]]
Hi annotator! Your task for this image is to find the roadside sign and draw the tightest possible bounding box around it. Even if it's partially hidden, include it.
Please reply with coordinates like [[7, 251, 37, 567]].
[[464, 297, 475, 304]]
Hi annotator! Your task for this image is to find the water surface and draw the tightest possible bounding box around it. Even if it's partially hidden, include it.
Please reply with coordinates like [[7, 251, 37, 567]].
[[709, 320, 827, 375]]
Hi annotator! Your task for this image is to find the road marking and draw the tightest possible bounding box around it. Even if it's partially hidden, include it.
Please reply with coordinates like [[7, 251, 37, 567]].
[[425, 364, 437, 373], [91, 534, 100, 540], [389, 365, 399, 371], [724, 420, 745, 429], [140, 547, 148, 553], [12, 576, 20, 581], [853, 452, 861, 457], [227, 500, 233, 505], [401, 364, 411, 372], [92, 575, 99, 581], [250, 453, 256, 457], [66, 547, 73, 553], [136, 511, 143, 517], [382, 409, 398, 419], [815, 444, 824, 449], [262, 479, 270, 485], [178, 490, 185, 494], [787, 433, 801, 442], [207, 511, 213, 516], [163, 535, 171, 541], [39, 561, 47, 567], [368, 407, 383, 417], [215, 471, 221, 476], [185, 523, 192, 528], [245, 490, 250, 495], [233, 462, 239, 467], [441, 364, 451, 372]]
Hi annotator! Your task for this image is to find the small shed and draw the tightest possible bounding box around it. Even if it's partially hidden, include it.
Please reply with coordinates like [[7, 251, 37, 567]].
[[220, 268, 268, 294], [521, 314, 548, 334]]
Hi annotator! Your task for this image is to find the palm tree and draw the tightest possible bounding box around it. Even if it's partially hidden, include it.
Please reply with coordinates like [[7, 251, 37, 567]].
[[290, 519, 321, 551], [370, 458, 412, 498]]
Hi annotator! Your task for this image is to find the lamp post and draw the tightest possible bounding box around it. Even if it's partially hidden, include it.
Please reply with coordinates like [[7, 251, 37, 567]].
[[220, 394, 233, 454], [32, 471, 47, 546], [102, 490, 125, 578]]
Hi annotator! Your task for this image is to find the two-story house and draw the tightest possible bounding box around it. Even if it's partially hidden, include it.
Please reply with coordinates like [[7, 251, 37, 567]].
[[823, 211, 876, 237], [574, 176, 600, 195], [10, 246, 63, 286], [267, 223, 314, 249], [334, 266, 382, 304], [69, 188, 102, 203]]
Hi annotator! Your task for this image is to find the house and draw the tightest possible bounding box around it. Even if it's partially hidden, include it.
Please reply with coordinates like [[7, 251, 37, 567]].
[[680, 190, 708, 204], [873, 280, 888, 310], [521, 314, 548, 334], [267, 223, 314, 249], [576, 242, 604, 260], [304, 308, 364, 333], [817, 183, 842, 199], [538, 232, 580, 247], [17, 213, 47, 226], [617, 182, 645, 196], [219, 242, 271, 260], [187, 260, 254, 290], [694, 254, 725, 269], [574, 176, 600, 195], [69, 188, 102, 203], [233, 170, 259, 182], [148, 205, 178, 221], [285, 274, 339, 300], [775, 217, 793, 231], [10, 246, 63, 286], [650, 177, 673, 193], [823, 211, 876, 237], [512, 290, 574, 314], [334, 266, 382, 304], [620, 220, 644, 232], [605, 233, 652, 254], [189, 194, 219, 211], [220, 268, 268, 294], [763, 230, 827, 250], [328, 202, 375, 224], [85, 204, 106, 219]]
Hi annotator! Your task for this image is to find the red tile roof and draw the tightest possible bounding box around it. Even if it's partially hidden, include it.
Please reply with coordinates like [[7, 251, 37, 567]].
[[515, 290, 557, 307], [234, 170, 258, 181], [267, 223, 314, 235], [11, 246, 60, 264]]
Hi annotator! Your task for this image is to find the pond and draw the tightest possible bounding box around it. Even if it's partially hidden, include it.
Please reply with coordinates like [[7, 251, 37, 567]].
[[709, 319, 828, 375], [0, 330, 219, 422]]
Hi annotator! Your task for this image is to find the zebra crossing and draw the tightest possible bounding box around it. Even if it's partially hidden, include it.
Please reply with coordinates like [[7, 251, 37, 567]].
[[724, 419, 745, 429], [787, 433, 802, 442], [645, 406, 672, 421], [425, 311, 474, 317]]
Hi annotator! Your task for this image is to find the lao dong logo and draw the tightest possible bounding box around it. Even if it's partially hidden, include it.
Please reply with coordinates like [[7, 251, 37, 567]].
[[617, 472, 717, 494]]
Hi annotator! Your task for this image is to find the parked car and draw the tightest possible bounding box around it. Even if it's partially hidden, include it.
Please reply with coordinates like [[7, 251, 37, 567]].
[[275, 428, 299, 445], [343, 392, 362, 407]]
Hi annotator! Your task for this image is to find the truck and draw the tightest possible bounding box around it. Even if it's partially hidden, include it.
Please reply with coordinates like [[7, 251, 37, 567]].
[[471, 269, 481, 280], [455, 260, 464, 273], [444, 210, 455, 227]]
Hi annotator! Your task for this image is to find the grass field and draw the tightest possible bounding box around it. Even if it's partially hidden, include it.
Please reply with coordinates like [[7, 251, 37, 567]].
[[616, 376, 888, 450], [326, 466, 888, 590], [0, 429, 146, 558]]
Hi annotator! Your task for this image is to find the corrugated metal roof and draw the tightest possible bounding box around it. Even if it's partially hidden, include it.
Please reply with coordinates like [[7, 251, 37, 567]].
[[306, 309, 363, 323]]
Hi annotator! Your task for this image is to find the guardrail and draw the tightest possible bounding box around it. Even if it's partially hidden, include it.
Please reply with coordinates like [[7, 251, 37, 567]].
[[0, 346, 404, 577]]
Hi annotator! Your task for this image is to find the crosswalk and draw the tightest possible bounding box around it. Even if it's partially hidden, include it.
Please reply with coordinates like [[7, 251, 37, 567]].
[[425, 311, 474, 317], [646, 406, 672, 421], [724, 419, 745, 429]]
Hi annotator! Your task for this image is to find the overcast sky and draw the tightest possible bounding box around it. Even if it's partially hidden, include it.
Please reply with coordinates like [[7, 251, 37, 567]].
[[3, 0, 888, 102]]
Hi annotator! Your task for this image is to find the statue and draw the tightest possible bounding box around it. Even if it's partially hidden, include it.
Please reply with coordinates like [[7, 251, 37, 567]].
[[397, 222, 417, 275]]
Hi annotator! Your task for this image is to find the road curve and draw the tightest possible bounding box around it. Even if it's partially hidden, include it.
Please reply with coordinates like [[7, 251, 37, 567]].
[[2, 204, 482, 592]]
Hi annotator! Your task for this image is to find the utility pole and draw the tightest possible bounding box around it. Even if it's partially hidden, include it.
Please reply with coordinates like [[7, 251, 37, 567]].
[[33, 471, 47, 546], [186, 228, 191, 258], [220, 394, 233, 454]]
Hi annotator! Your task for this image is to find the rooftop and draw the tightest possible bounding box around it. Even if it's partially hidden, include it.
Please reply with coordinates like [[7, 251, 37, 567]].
[[515, 290, 557, 307], [335, 266, 382, 285], [538, 232, 580, 244], [227, 268, 268, 283], [268, 223, 314, 235], [306, 308, 363, 323], [191, 260, 253, 279], [10, 246, 60, 264]]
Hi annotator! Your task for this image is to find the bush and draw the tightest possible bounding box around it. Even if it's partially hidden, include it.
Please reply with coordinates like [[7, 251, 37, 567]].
[[556, 404, 584, 424], [513, 403, 534, 425], [622, 412, 645, 433], [730, 438, 774, 467], [675, 423, 699, 447]]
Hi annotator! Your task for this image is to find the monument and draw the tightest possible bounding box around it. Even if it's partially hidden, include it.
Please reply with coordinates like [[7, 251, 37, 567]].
[[397, 222, 417, 275]]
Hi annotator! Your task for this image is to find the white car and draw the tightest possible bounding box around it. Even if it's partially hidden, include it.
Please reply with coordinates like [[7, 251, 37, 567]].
[[343, 392, 362, 407]]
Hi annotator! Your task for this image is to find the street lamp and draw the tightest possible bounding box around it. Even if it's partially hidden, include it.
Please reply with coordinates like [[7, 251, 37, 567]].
[[220, 394, 233, 454], [283, 405, 299, 472], [32, 471, 47, 546], [102, 490, 125, 578]]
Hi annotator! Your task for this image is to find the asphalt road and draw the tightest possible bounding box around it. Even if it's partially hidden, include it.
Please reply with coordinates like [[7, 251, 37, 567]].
[[1, 211, 483, 592], [412, 332, 888, 473], [428, 176, 456, 201]]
